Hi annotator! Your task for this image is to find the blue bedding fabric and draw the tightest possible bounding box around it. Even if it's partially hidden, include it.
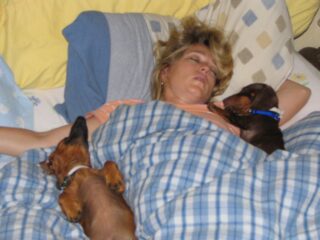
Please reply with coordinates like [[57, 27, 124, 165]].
[[60, 11, 111, 123], [0, 101, 319, 239]]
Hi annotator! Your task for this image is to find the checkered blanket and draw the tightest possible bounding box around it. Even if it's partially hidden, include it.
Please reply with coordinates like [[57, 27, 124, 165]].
[[0, 101, 319, 239]]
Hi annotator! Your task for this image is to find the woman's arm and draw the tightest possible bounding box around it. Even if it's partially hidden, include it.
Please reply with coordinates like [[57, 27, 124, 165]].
[[0, 99, 143, 157], [0, 117, 101, 157], [277, 79, 311, 126]]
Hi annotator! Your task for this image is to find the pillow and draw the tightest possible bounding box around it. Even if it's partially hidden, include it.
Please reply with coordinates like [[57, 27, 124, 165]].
[[0, 0, 209, 89], [196, 0, 294, 100], [62, 0, 295, 121], [61, 11, 179, 122], [281, 51, 320, 129], [0, 56, 33, 129], [285, 0, 320, 37]]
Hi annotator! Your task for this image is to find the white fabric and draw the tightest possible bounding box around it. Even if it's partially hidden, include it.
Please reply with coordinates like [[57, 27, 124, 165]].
[[23, 87, 68, 131], [282, 52, 320, 129]]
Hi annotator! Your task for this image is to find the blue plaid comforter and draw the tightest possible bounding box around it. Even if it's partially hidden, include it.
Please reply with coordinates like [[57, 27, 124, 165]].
[[0, 101, 319, 239]]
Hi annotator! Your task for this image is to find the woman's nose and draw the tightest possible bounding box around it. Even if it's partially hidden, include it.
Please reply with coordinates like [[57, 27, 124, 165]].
[[200, 64, 209, 73]]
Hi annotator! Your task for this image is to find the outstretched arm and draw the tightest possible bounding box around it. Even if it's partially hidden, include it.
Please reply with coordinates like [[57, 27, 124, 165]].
[[0, 99, 143, 157], [276, 79, 311, 126], [0, 117, 101, 157]]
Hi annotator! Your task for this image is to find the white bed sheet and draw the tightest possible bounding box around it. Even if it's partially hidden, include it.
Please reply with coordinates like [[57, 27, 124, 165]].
[[282, 51, 320, 129], [23, 87, 68, 132]]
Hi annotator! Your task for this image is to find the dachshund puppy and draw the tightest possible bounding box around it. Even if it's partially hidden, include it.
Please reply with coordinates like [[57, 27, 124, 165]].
[[40, 116, 136, 240], [208, 83, 285, 154]]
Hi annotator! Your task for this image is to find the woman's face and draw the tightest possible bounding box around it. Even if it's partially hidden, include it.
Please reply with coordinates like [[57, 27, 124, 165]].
[[161, 44, 217, 105]]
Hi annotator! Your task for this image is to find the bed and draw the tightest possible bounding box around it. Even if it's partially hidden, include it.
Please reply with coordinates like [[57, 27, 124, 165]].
[[1, 0, 320, 239]]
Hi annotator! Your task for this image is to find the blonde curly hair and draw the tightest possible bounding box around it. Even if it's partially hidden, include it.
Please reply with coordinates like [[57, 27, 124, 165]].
[[151, 16, 233, 101]]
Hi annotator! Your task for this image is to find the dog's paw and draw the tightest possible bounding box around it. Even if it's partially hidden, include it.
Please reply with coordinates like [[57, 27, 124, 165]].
[[101, 161, 126, 193], [66, 211, 82, 223], [59, 194, 82, 223], [207, 102, 216, 112], [108, 180, 125, 193]]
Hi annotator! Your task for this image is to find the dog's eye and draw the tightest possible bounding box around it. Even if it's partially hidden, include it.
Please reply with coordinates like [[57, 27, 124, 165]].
[[47, 156, 54, 167], [249, 92, 256, 99]]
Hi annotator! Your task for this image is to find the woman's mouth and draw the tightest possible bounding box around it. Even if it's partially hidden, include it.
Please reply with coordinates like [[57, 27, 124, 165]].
[[194, 74, 207, 85]]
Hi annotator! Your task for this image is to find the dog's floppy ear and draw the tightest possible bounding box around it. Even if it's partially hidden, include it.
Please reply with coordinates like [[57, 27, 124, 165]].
[[39, 159, 55, 175], [65, 116, 89, 148], [250, 84, 279, 110]]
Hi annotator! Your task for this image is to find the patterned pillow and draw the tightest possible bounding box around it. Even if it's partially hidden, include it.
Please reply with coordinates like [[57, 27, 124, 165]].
[[196, 0, 294, 100]]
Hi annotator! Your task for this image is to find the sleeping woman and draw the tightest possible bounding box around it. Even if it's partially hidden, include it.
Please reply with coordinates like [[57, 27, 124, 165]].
[[0, 16, 311, 157]]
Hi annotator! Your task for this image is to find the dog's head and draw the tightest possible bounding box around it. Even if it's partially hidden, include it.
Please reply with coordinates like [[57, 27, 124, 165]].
[[40, 116, 91, 188], [223, 83, 279, 115]]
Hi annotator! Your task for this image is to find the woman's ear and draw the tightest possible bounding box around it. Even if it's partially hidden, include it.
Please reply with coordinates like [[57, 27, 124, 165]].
[[160, 66, 169, 84]]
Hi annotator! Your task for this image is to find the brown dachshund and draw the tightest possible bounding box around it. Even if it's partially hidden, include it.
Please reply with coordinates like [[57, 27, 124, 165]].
[[208, 83, 285, 154], [40, 116, 136, 240]]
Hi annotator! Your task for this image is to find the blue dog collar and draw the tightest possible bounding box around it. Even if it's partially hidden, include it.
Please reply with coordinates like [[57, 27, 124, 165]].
[[249, 108, 281, 121]]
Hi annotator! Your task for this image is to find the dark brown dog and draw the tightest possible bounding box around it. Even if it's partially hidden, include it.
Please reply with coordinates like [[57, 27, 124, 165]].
[[40, 116, 136, 240], [208, 83, 285, 154]]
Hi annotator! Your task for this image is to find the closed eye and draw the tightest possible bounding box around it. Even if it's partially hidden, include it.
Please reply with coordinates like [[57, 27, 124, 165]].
[[188, 57, 216, 74], [188, 56, 200, 63], [185, 52, 217, 79]]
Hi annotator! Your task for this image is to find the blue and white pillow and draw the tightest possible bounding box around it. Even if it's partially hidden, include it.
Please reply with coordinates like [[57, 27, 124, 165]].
[[60, 11, 178, 122], [0, 56, 33, 129]]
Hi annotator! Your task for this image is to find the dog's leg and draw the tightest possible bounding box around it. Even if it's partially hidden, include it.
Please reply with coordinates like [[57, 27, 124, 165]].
[[100, 161, 125, 194], [207, 103, 232, 122], [59, 191, 82, 222], [226, 111, 251, 130]]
